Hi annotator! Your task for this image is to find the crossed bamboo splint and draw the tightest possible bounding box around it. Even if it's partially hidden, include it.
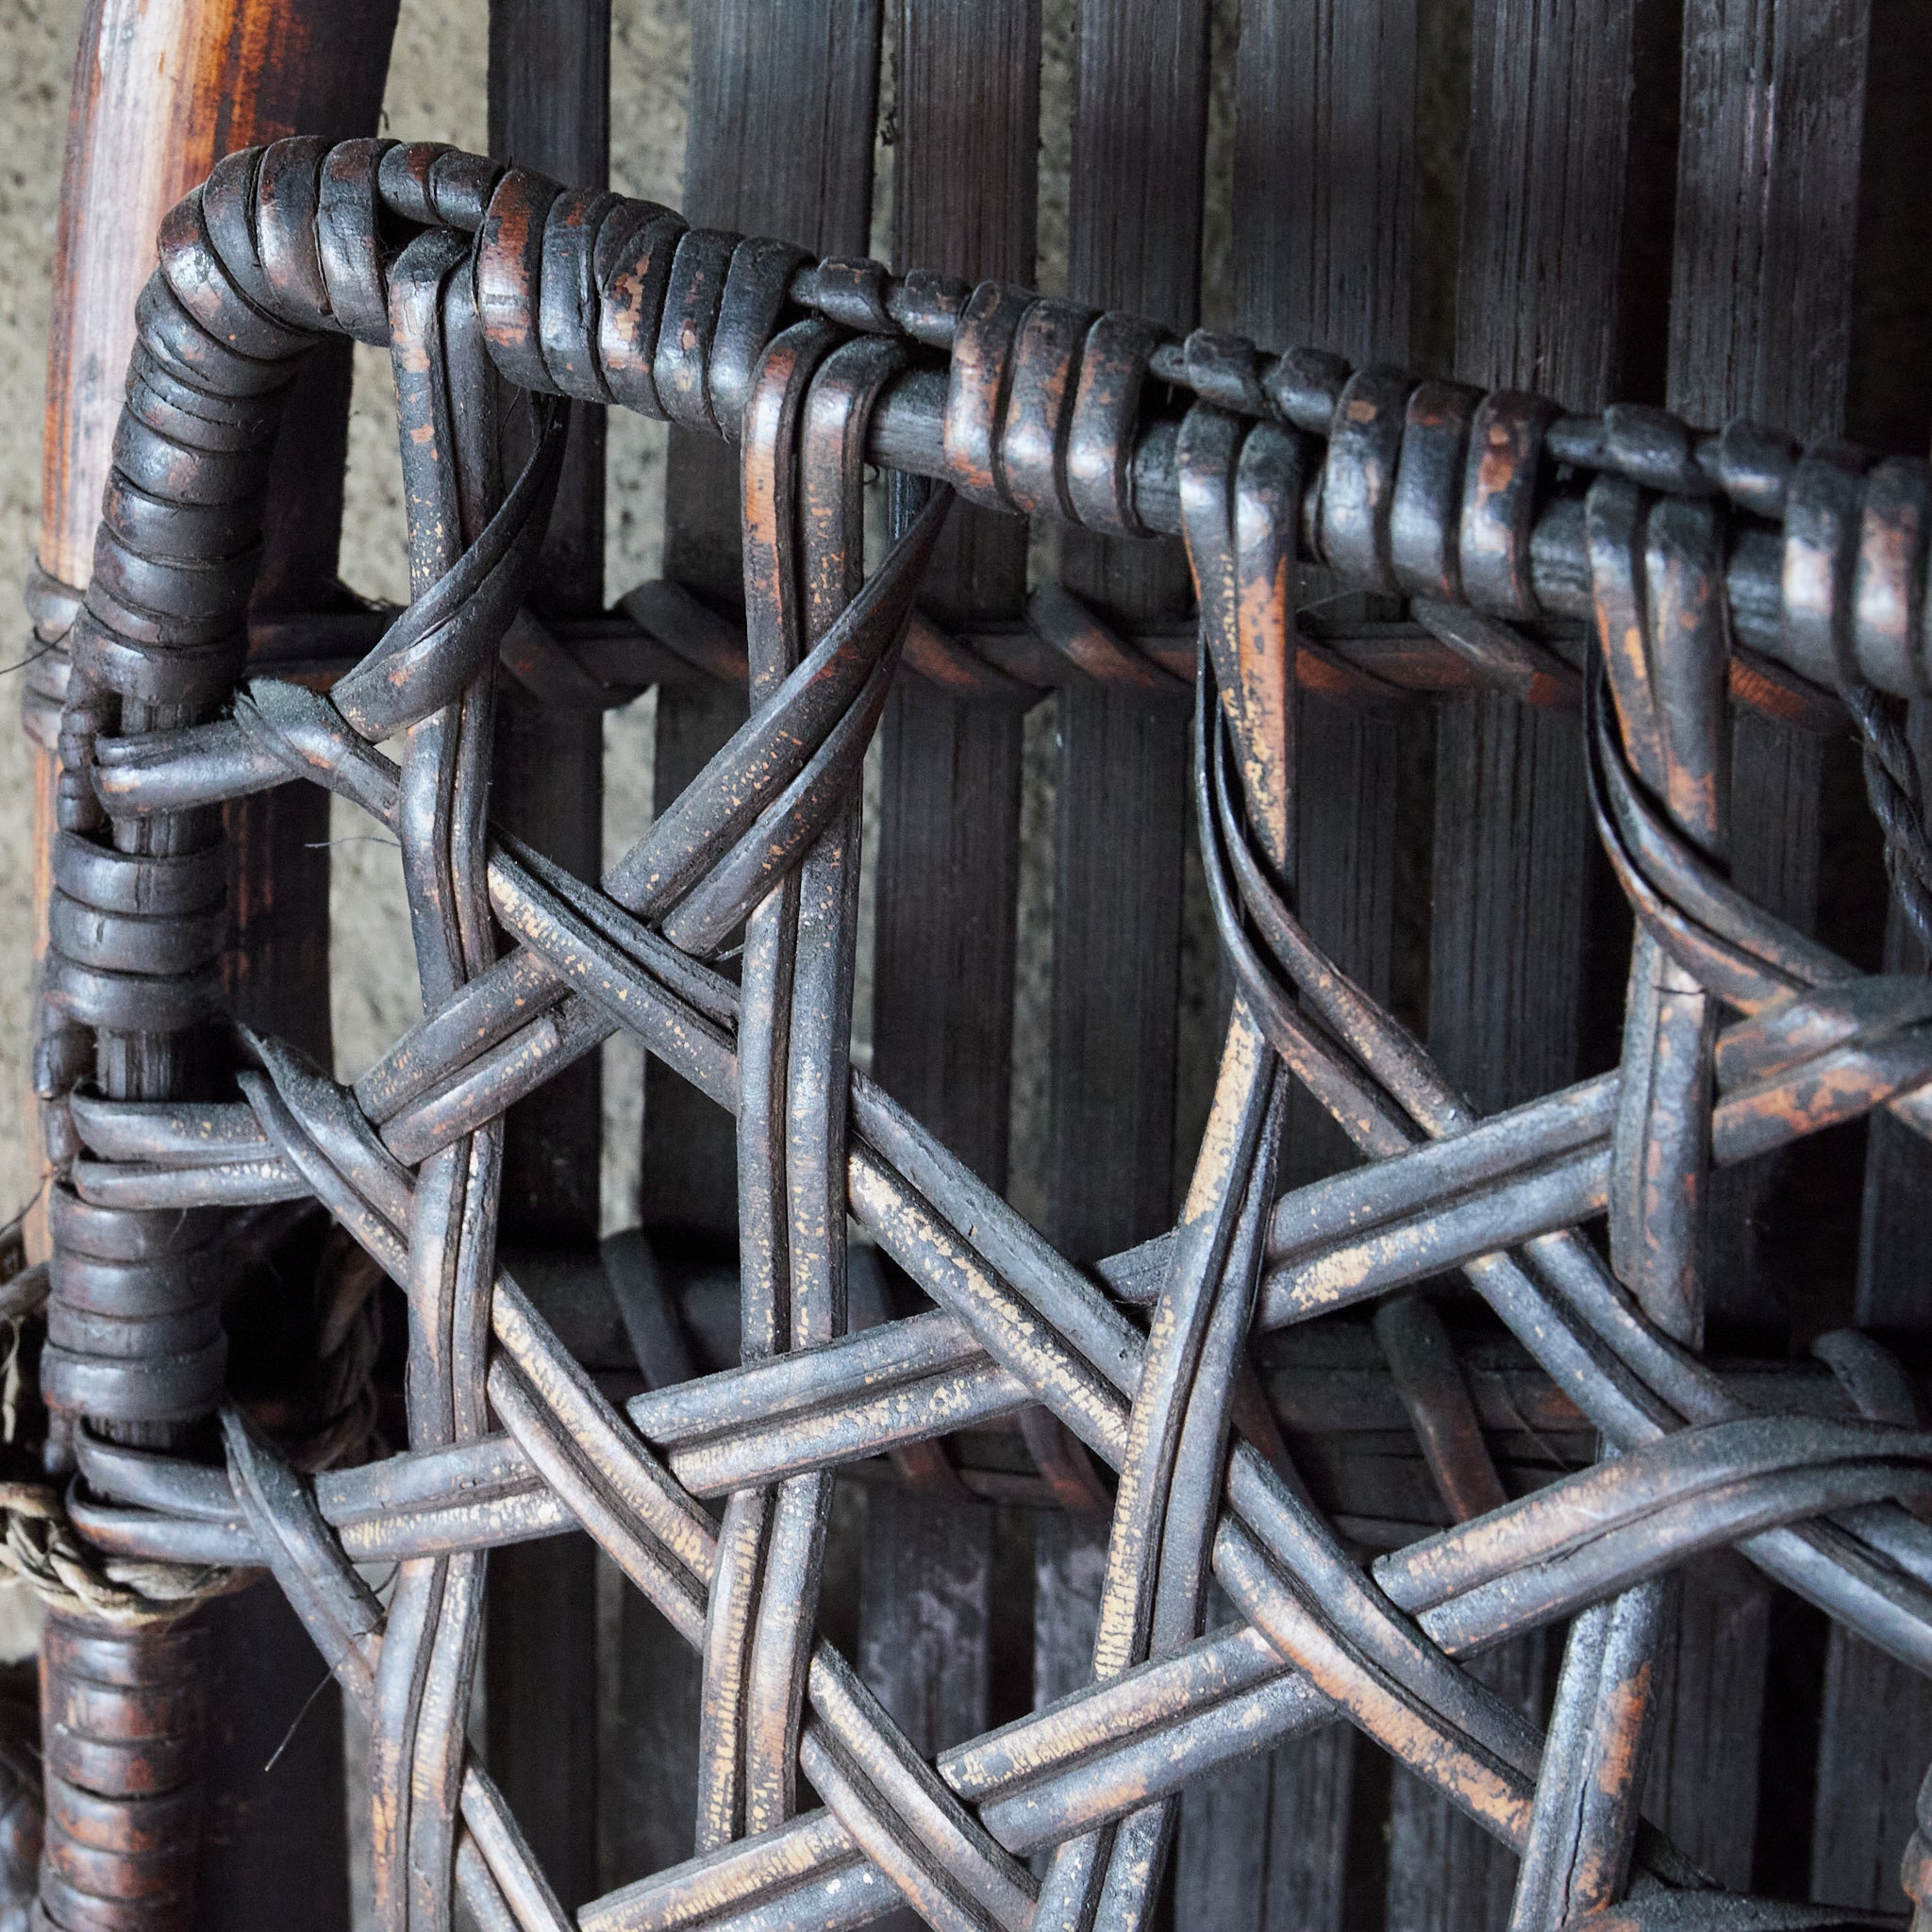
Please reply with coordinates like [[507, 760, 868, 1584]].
[[27, 135, 1932, 1932]]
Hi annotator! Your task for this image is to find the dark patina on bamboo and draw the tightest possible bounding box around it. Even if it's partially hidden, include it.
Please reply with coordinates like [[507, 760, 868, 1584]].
[[22, 133, 1932, 1931]]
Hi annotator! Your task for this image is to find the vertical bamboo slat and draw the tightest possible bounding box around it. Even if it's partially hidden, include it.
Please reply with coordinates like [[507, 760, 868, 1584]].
[[1173, 7, 1421, 1923], [1638, 0, 1868, 1893], [857, 8, 1041, 1896], [874, 0, 1036, 1235], [1047, 0, 1211, 1266], [858, 1491, 997, 1932], [1394, 3, 1656, 1923], [482, 2, 612, 1907], [1816, 6, 1932, 1879], [611, 0, 886, 1890], [638, 1, 884, 1241], [1029, 19, 1215, 1897]]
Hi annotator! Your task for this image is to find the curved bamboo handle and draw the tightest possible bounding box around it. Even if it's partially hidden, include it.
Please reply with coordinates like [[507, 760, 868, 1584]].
[[33, 5, 398, 1926]]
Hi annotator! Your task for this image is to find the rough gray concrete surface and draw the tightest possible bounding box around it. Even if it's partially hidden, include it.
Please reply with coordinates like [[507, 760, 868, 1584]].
[[0, 0, 85, 1251]]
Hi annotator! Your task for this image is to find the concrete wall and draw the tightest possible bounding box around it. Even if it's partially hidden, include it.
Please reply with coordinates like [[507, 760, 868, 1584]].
[[0, 0, 88, 1257]]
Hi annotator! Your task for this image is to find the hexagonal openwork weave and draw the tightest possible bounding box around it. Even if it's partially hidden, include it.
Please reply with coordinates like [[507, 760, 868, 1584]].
[[27, 135, 1932, 1932]]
